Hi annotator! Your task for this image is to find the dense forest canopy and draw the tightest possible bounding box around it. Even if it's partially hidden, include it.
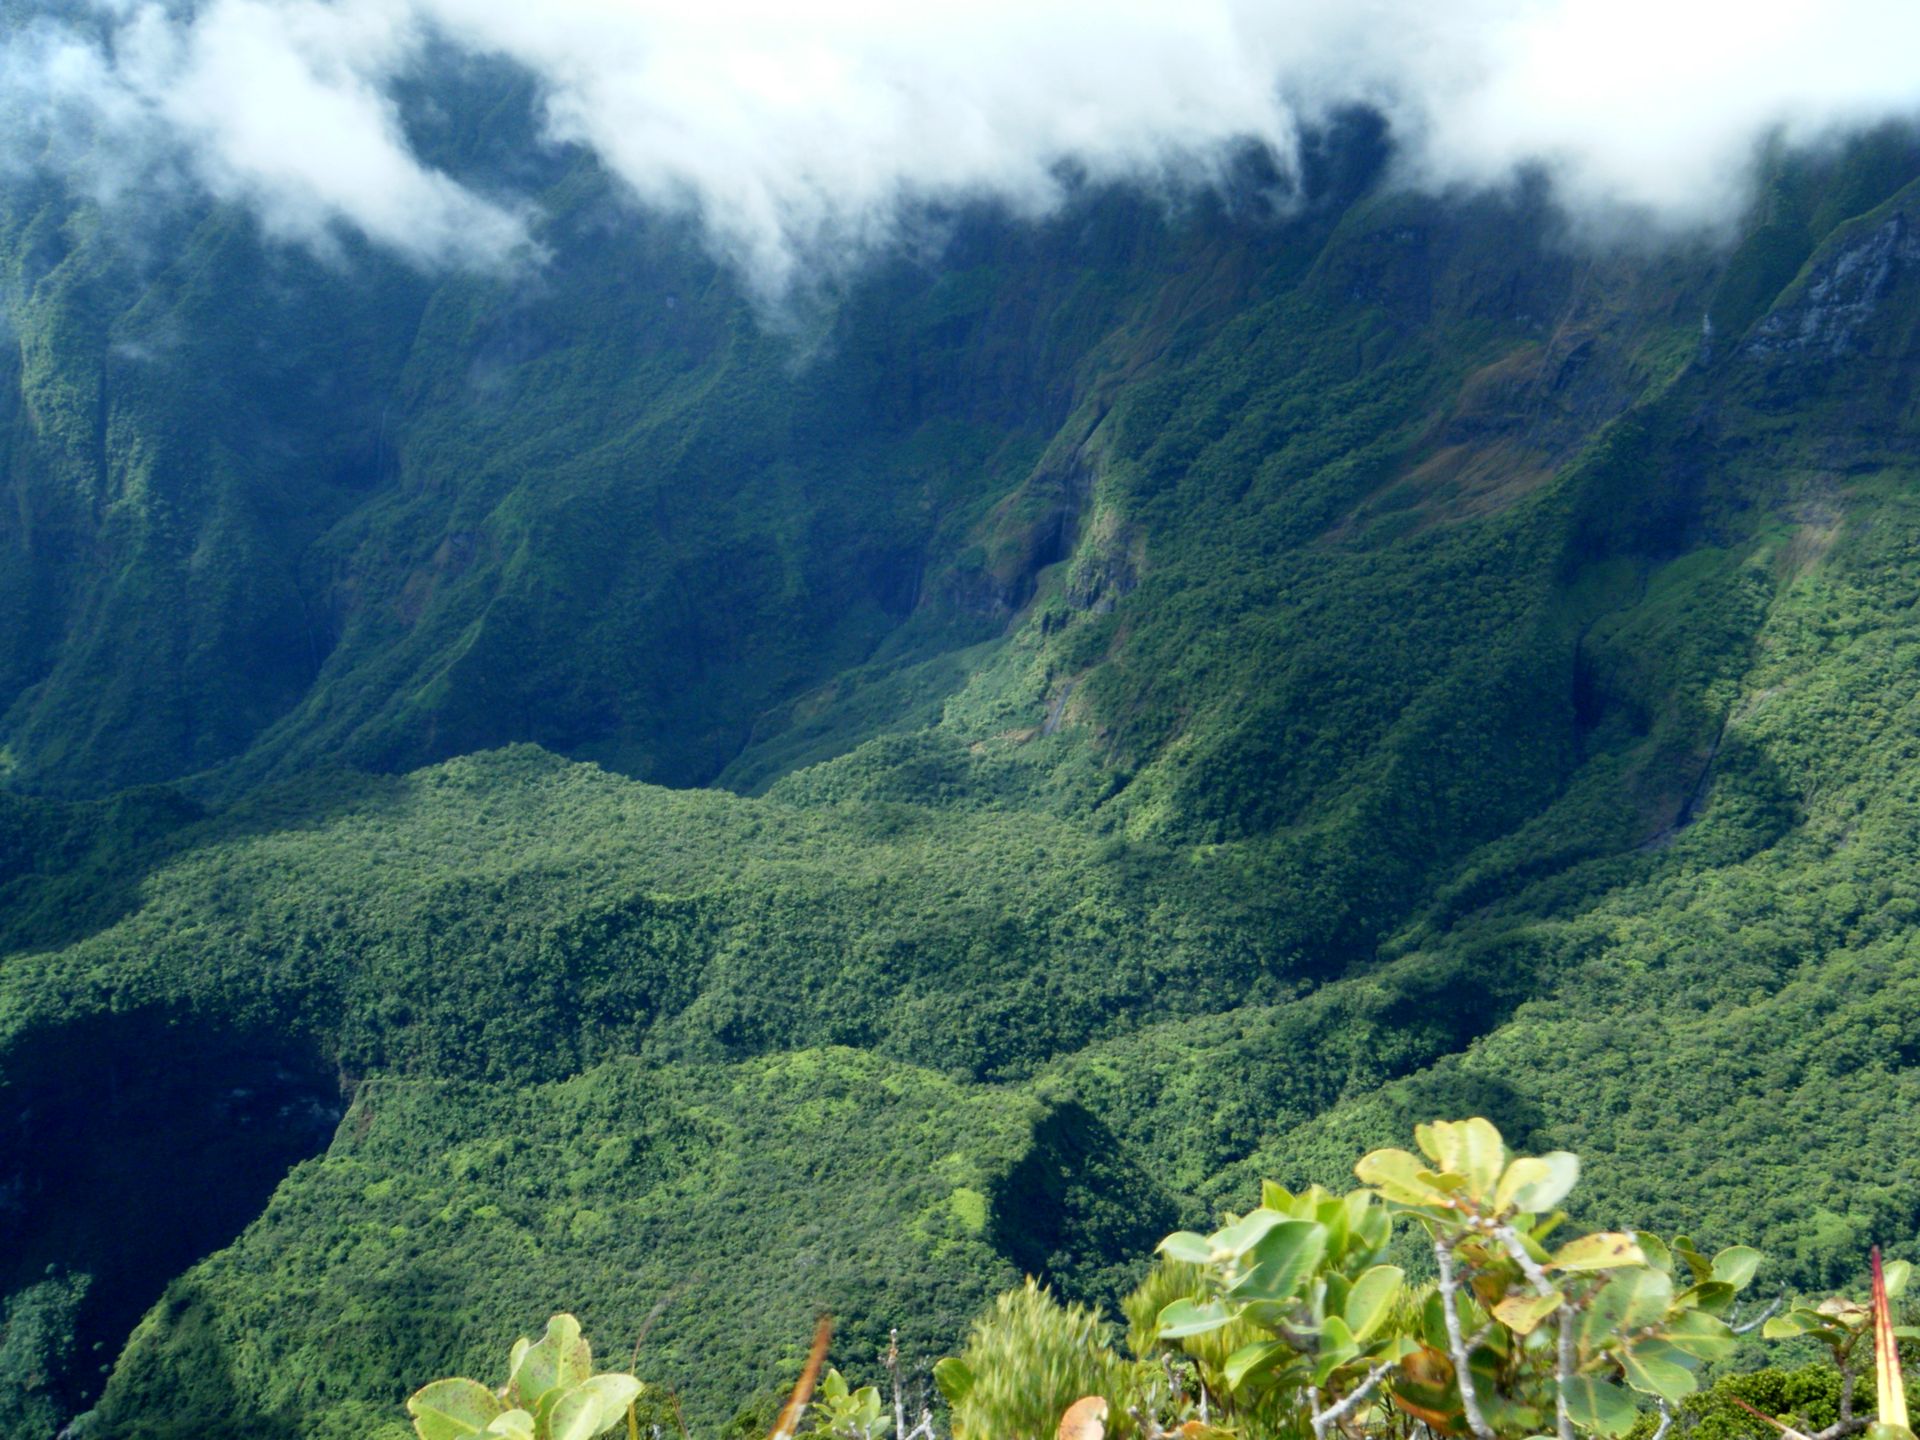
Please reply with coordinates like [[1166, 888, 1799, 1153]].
[[0, 4, 1917, 1436]]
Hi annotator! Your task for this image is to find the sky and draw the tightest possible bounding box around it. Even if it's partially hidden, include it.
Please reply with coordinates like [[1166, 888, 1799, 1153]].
[[4, 0, 1920, 296]]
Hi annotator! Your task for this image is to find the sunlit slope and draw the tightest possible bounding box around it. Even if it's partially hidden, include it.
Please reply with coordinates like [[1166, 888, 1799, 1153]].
[[2, 114, 1919, 1440]]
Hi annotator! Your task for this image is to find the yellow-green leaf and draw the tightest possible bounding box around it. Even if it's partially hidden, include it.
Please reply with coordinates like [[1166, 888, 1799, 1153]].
[[1354, 1148, 1446, 1206], [407, 1379, 504, 1440], [1551, 1233, 1646, 1272], [1497, 1153, 1579, 1215], [510, 1315, 592, 1411], [932, 1358, 973, 1405], [1886, 1261, 1911, 1300], [1417, 1119, 1508, 1200], [552, 1375, 644, 1440], [1493, 1291, 1564, 1336]]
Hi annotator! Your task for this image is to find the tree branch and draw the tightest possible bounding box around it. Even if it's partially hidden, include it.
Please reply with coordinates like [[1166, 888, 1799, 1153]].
[[1492, 1224, 1573, 1440], [883, 1330, 906, 1440], [1436, 1238, 1498, 1440], [1311, 1360, 1398, 1440], [1730, 1297, 1786, 1336]]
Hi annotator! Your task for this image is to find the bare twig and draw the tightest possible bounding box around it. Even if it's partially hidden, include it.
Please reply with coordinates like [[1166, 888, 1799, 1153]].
[[1127, 1402, 1169, 1440], [1436, 1238, 1497, 1440], [770, 1316, 834, 1440], [1493, 1224, 1573, 1440], [1729, 1394, 1815, 1440], [631, 1273, 704, 1373], [1311, 1360, 1398, 1440], [1730, 1296, 1786, 1336], [883, 1330, 907, 1440], [1650, 1401, 1674, 1440]]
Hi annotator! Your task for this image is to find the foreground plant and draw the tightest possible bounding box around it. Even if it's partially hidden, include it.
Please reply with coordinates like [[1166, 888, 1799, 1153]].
[[1122, 1119, 1771, 1440], [407, 1118, 1915, 1440], [1735, 1246, 1916, 1440], [406, 1313, 643, 1440]]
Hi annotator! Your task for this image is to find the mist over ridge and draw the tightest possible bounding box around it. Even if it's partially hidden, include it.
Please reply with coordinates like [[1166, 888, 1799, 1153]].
[[4, 0, 1919, 296]]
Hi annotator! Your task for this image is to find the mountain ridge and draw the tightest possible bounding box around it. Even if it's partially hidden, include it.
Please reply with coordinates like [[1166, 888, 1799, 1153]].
[[2, 99, 1919, 1439]]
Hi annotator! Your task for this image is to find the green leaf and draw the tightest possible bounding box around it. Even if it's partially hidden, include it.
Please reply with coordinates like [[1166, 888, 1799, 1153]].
[[1661, 1311, 1737, 1362], [1671, 1237, 1715, 1286], [1675, 1281, 1736, 1317], [1419, 1292, 1454, 1352], [1584, 1269, 1675, 1349], [510, 1315, 592, 1412], [485, 1413, 536, 1440], [1762, 1313, 1819, 1340], [1637, 1233, 1674, 1276], [550, 1375, 645, 1440], [1158, 1231, 1214, 1265], [1552, 1233, 1646, 1272], [1342, 1188, 1377, 1238], [407, 1378, 505, 1440], [1158, 1298, 1236, 1339], [1322, 1313, 1358, 1353], [1315, 1315, 1360, 1384], [1211, 1209, 1292, 1259], [1345, 1265, 1404, 1341], [1493, 1292, 1564, 1336], [1261, 1180, 1296, 1210], [1354, 1148, 1446, 1206], [1886, 1261, 1911, 1300], [1356, 1204, 1393, 1253], [1318, 1193, 1352, 1260], [1560, 1376, 1638, 1437], [1710, 1246, 1764, 1290], [1620, 1340, 1699, 1402], [1224, 1339, 1291, 1391], [932, 1358, 973, 1405], [1230, 1221, 1328, 1302]]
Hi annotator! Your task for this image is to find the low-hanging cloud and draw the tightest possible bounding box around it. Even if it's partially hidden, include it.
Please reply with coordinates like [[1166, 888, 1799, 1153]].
[[4, 0, 1920, 293]]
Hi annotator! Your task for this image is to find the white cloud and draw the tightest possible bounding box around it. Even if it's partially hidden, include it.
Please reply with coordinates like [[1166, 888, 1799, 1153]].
[[2, 0, 532, 266], [4, 0, 1919, 289]]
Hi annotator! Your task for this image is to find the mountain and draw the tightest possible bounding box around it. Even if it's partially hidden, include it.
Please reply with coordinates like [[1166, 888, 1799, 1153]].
[[1, 56, 1918, 1439]]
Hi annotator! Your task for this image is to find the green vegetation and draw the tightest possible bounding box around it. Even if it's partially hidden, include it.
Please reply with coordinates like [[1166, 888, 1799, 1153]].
[[1, 70, 1918, 1440], [411, 1119, 1917, 1440]]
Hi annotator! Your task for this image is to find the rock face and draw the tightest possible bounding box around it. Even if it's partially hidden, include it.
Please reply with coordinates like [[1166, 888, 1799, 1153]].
[[1744, 207, 1920, 359]]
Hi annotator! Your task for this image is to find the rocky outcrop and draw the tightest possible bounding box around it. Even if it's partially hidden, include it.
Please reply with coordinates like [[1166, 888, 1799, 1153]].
[[1744, 209, 1920, 359]]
